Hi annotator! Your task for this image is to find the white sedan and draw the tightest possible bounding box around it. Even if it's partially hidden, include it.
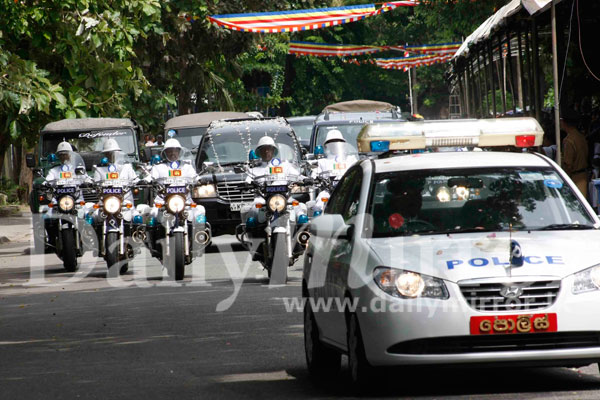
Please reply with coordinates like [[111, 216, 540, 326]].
[[303, 119, 600, 387]]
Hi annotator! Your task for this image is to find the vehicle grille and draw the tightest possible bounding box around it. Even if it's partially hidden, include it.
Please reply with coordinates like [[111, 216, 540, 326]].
[[459, 280, 561, 311], [82, 188, 99, 203], [387, 332, 600, 354], [216, 181, 254, 203]]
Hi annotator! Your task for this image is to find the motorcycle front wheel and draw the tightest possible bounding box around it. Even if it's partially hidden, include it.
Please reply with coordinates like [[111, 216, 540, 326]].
[[168, 231, 185, 281], [106, 232, 120, 278], [269, 232, 289, 285], [61, 228, 78, 272]]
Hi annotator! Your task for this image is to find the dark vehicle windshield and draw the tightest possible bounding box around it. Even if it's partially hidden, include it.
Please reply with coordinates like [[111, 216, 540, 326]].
[[42, 129, 137, 169], [369, 167, 595, 237], [165, 127, 207, 151], [197, 122, 302, 168], [314, 124, 365, 151]]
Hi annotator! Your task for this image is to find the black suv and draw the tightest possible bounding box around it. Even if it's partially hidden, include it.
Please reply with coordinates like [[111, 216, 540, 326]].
[[192, 117, 305, 237], [309, 100, 403, 154]]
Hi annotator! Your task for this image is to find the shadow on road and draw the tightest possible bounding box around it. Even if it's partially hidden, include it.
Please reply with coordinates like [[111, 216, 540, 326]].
[[207, 364, 600, 398]]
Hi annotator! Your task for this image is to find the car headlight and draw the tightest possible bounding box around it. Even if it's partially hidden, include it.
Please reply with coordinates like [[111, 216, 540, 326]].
[[193, 184, 216, 198], [572, 265, 600, 294], [373, 267, 449, 299], [167, 195, 186, 213], [103, 196, 122, 214], [268, 194, 287, 213], [58, 196, 75, 212], [291, 184, 309, 194]]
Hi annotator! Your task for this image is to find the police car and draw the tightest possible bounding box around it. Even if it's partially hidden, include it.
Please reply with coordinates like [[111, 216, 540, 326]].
[[303, 117, 600, 386]]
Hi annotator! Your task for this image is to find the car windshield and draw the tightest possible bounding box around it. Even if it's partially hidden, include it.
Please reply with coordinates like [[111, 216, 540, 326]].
[[314, 124, 364, 151], [197, 123, 301, 168], [369, 167, 595, 237], [165, 127, 207, 150], [288, 120, 314, 141], [42, 129, 137, 169]]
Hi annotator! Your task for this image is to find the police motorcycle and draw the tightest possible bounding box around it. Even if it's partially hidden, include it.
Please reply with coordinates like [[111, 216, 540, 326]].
[[89, 139, 142, 277], [140, 139, 210, 281], [40, 143, 93, 272], [307, 131, 359, 217], [238, 136, 311, 285]]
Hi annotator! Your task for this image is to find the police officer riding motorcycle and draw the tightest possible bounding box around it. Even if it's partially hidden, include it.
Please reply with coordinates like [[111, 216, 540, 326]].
[[143, 138, 209, 281], [307, 130, 359, 217], [41, 141, 93, 272], [239, 136, 310, 285], [90, 139, 141, 277]]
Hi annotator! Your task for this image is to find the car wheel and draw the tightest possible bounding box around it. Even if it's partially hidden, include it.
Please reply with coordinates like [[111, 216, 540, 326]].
[[347, 313, 374, 388], [304, 300, 341, 379]]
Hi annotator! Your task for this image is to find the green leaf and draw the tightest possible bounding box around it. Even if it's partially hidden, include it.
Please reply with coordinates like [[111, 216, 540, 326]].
[[9, 120, 19, 139], [72, 97, 87, 108], [65, 110, 77, 119], [91, 34, 101, 49], [75, 108, 87, 118], [54, 92, 67, 106]]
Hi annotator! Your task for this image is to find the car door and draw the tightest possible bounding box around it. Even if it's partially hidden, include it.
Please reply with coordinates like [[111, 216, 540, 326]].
[[317, 167, 363, 346]]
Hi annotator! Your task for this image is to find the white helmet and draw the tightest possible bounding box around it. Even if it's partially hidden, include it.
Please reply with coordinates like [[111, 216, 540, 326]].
[[56, 141, 73, 154], [163, 138, 182, 150], [256, 136, 276, 152], [324, 129, 345, 144], [102, 138, 121, 153], [162, 138, 182, 162]]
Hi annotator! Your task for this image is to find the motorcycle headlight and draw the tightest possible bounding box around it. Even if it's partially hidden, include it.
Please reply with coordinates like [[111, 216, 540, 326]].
[[103, 196, 122, 214], [373, 267, 449, 299], [167, 195, 186, 213], [267, 194, 287, 213], [58, 196, 75, 212], [572, 264, 600, 294], [193, 184, 216, 198]]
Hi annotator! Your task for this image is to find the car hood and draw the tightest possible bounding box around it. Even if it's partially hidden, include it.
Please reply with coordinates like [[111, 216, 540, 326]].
[[199, 165, 247, 183], [366, 230, 600, 282]]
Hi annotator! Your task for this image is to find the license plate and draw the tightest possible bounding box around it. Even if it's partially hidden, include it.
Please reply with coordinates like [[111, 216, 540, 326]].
[[470, 313, 557, 335], [56, 186, 76, 194], [103, 187, 122, 195], [230, 202, 252, 211], [265, 185, 288, 194], [166, 186, 186, 194]]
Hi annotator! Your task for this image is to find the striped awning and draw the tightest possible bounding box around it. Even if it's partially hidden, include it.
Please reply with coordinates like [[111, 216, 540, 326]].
[[404, 42, 462, 55], [208, 1, 419, 33]]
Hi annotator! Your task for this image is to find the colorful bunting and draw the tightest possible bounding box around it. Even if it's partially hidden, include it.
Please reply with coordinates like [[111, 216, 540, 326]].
[[207, 1, 418, 33], [289, 41, 383, 57], [403, 42, 462, 56], [375, 54, 453, 71]]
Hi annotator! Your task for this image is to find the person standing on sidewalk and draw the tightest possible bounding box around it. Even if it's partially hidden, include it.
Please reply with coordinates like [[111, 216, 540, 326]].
[[560, 109, 589, 198]]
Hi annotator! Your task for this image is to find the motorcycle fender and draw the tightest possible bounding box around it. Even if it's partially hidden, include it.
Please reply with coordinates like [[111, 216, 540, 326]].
[[171, 226, 185, 233], [272, 226, 287, 234]]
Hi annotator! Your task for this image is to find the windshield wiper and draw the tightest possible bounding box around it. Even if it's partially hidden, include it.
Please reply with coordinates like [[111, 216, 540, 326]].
[[536, 223, 596, 231]]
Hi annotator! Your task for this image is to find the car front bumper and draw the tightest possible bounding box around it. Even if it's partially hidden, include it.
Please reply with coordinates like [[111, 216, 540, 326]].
[[354, 275, 600, 367]]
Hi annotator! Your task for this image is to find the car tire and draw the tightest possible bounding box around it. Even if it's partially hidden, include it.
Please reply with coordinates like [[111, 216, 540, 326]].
[[304, 300, 341, 379], [347, 313, 374, 389]]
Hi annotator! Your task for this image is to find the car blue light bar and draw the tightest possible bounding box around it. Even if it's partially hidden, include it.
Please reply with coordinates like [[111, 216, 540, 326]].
[[370, 140, 390, 152]]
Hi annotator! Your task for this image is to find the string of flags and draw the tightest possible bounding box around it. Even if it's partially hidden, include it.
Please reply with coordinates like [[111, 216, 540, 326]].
[[375, 54, 454, 70], [205, 1, 419, 33], [288, 40, 461, 58]]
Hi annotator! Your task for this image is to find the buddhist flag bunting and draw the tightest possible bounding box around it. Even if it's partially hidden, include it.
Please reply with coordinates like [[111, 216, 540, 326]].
[[207, 1, 418, 33], [376, 54, 453, 71], [289, 41, 383, 57], [403, 42, 462, 56]]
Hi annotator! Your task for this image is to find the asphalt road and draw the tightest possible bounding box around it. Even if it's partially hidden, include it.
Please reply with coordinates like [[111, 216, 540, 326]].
[[2, 228, 600, 400]]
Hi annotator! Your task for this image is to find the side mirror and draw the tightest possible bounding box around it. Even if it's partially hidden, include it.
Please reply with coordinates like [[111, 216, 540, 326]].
[[233, 165, 245, 174], [305, 153, 315, 161], [309, 214, 354, 240], [33, 168, 44, 178], [26, 153, 36, 168], [75, 166, 86, 175]]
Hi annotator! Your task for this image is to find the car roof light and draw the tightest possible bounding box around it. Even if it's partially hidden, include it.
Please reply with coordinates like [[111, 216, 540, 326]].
[[370, 140, 390, 152], [357, 117, 543, 152]]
